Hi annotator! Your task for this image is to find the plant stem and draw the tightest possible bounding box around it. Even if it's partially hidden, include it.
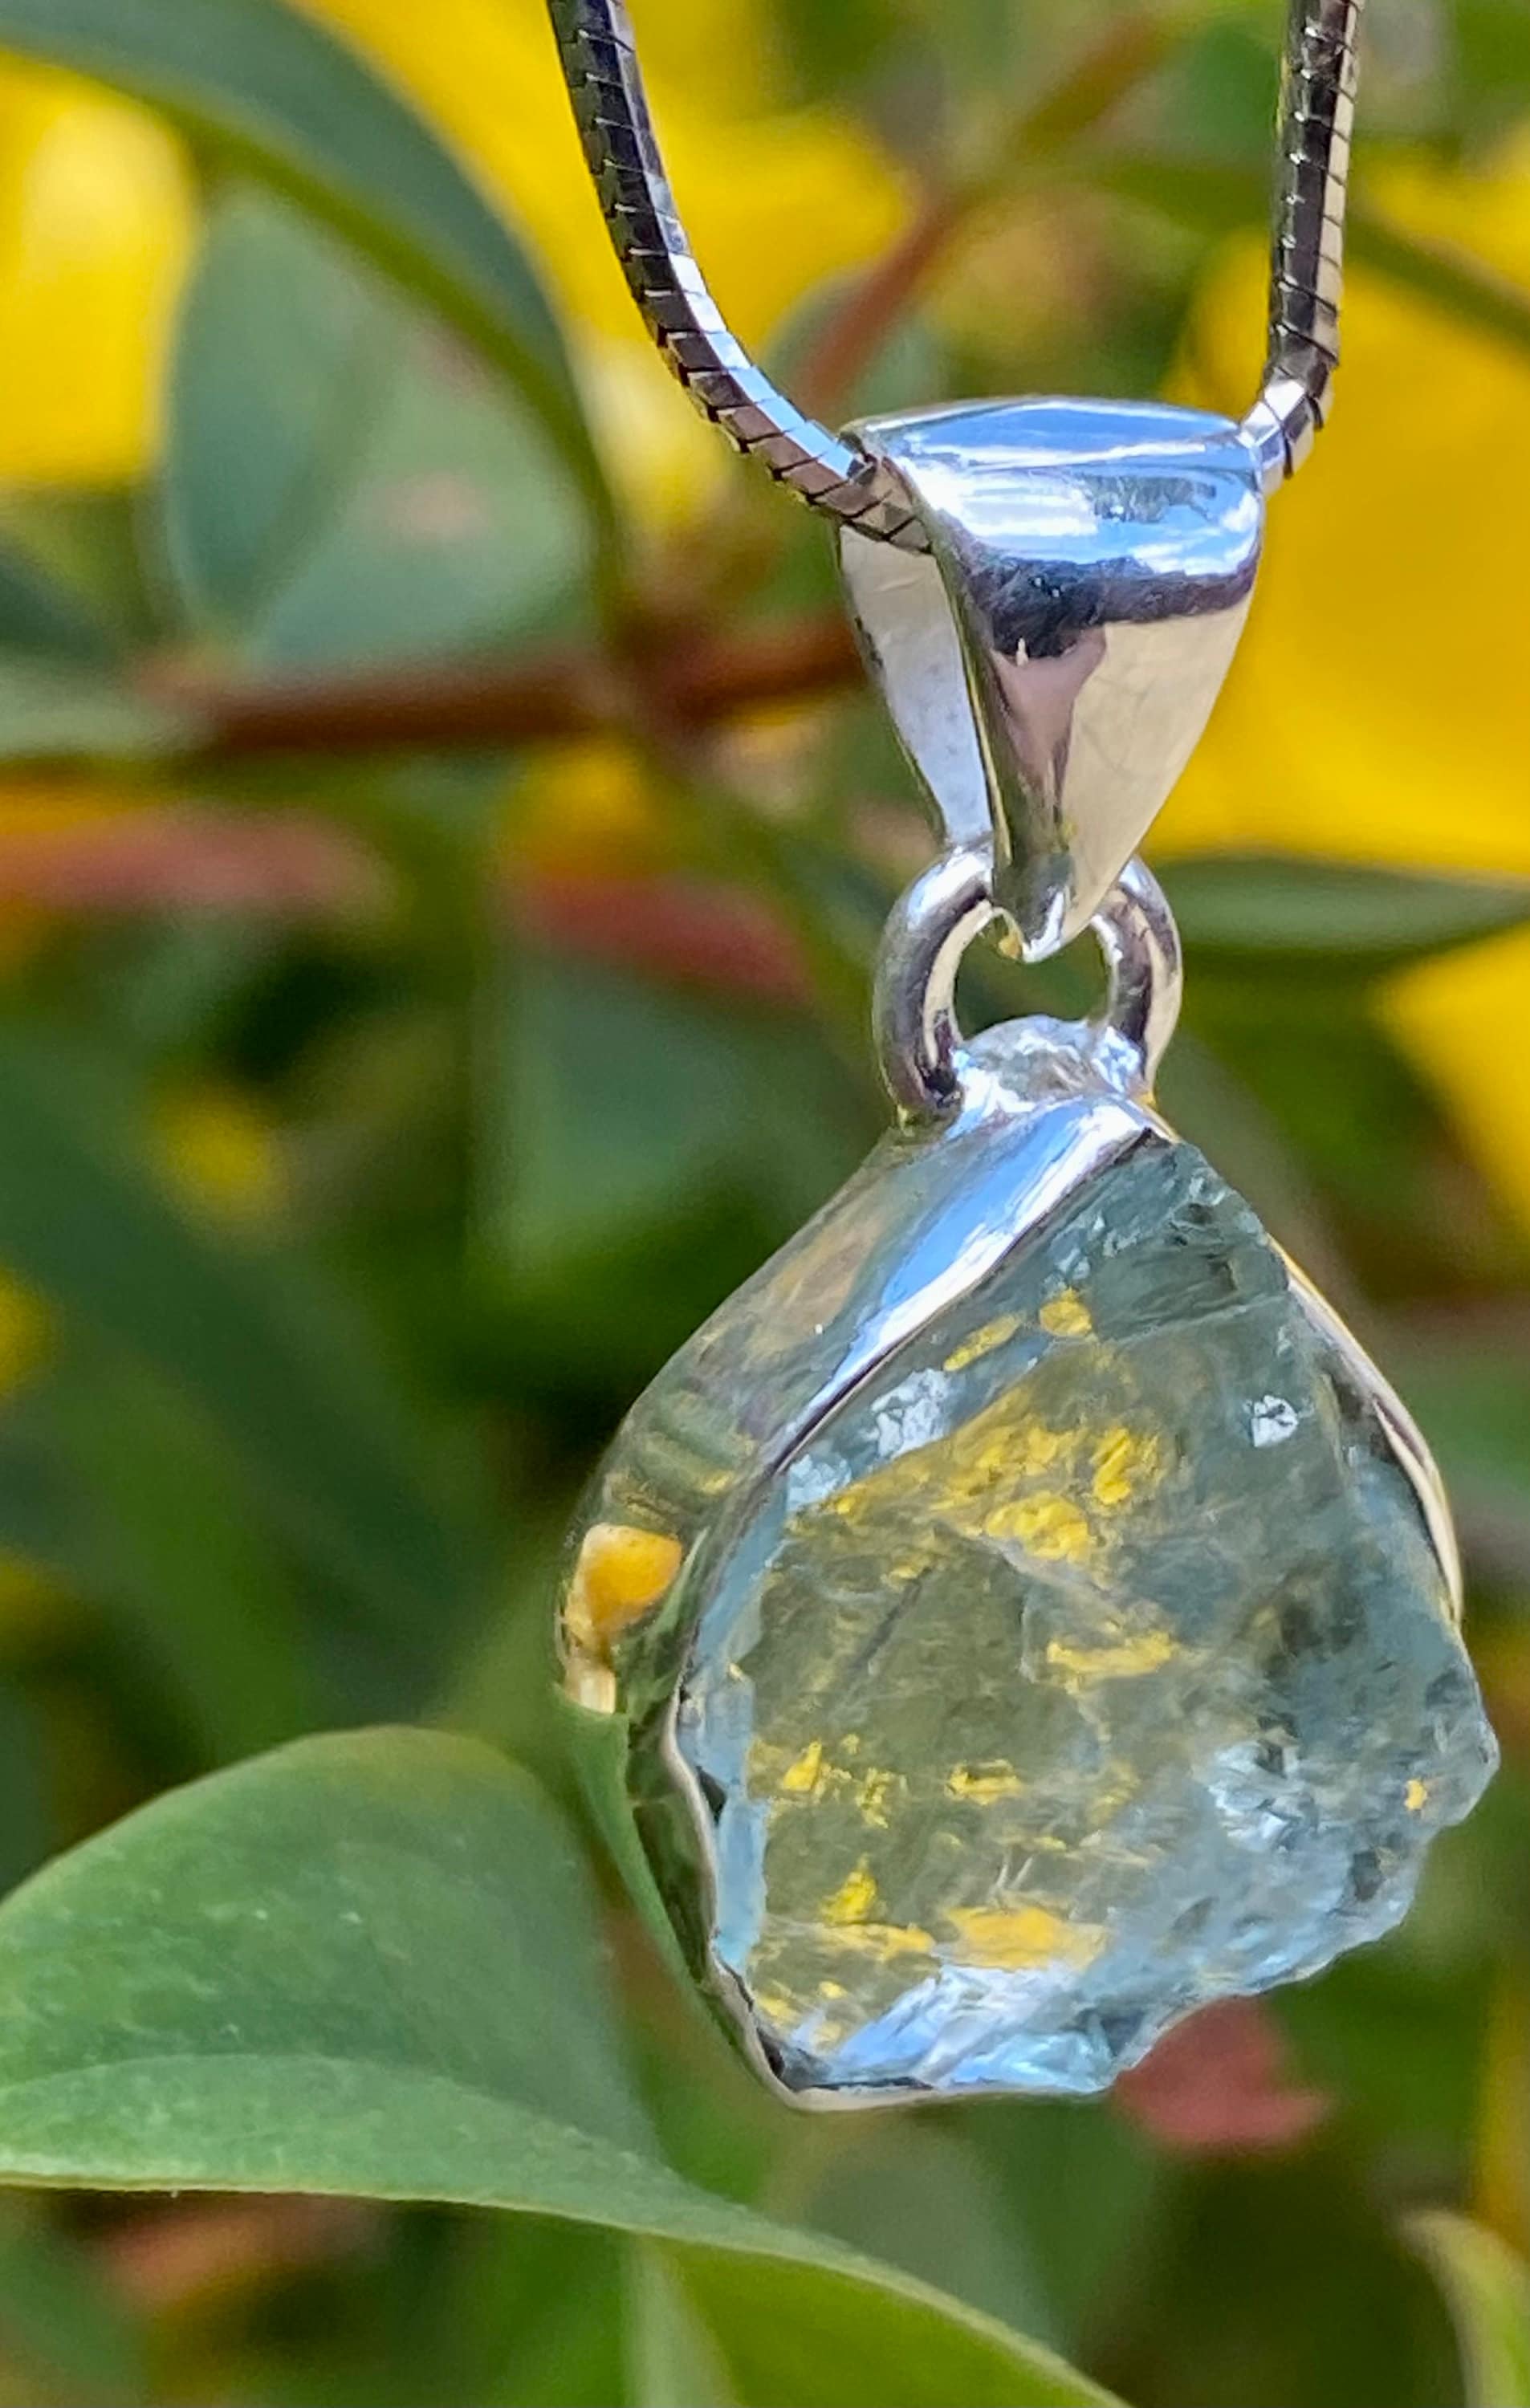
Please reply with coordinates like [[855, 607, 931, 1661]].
[[149, 613, 862, 761], [791, 4, 1188, 425]]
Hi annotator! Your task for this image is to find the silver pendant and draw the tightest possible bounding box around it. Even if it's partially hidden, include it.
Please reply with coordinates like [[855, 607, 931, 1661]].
[[557, 401, 1496, 2108]]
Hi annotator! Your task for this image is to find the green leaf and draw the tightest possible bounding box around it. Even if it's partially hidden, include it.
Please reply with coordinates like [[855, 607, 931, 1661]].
[[0, 541, 118, 665], [0, 491, 168, 657], [0, 0, 610, 527], [1410, 2211, 1530, 2408], [1103, 154, 1530, 366], [161, 184, 395, 635], [626, 2247, 741, 2408], [0, 1679, 54, 1905], [795, 2119, 1060, 2342], [0, 659, 193, 763], [1349, 200, 1530, 364], [1449, 0, 1530, 142], [0, 1027, 487, 1672], [0, 2202, 149, 2406], [490, 954, 869, 1278], [1161, 852, 1530, 972], [163, 189, 587, 664], [1382, 1333, 1530, 1558], [0, 1727, 1113, 2408], [42, 1351, 318, 1763], [556, 1694, 693, 1991]]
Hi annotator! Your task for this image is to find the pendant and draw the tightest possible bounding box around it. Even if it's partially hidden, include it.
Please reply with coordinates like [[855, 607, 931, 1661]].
[[558, 399, 1496, 2106]]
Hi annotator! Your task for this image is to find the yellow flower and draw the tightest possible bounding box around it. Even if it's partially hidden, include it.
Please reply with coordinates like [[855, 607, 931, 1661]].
[[1389, 927, 1530, 1234], [0, 60, 194, 484], [1163, 140, 1530, 871], [507, 737, 665, 874], [298, 0, 909, 523], [1162, 136, 1530, 1226], [154, 1085, 287, 1222]]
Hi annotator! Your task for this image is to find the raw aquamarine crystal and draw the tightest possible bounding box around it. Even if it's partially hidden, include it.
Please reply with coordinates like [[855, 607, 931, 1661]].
[[565, 1023, 1497, 2101]]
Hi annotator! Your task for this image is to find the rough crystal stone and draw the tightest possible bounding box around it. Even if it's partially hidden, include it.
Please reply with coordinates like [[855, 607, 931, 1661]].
[[567, 1034, 1496, 2101]]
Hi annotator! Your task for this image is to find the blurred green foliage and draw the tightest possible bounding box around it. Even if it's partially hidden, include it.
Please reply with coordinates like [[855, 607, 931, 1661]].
[[0, 0, 1516, 2402]]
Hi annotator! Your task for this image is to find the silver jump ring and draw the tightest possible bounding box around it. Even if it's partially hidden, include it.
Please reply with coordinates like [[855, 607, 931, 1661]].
[[873, 850, 1183, 1121]]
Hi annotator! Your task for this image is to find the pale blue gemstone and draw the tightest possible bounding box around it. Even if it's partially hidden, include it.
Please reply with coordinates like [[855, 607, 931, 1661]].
[[672, 1134, 1497, 2099]]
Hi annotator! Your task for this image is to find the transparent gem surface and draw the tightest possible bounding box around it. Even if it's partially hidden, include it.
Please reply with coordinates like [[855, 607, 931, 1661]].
[[673, 1135, 1496, 2098]]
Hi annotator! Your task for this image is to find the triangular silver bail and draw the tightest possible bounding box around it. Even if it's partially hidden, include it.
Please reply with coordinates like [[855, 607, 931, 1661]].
[[839, 398, 1265, 960]]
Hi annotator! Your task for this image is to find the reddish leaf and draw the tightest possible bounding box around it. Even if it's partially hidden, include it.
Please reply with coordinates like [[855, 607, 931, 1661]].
[[0, 804, 385, 917], [1115, 1999, 1330, 2154], [515, 869, 813, 1006]]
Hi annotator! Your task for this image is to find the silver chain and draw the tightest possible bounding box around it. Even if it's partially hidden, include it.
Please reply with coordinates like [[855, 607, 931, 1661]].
[[547, 0, 1362, 538]]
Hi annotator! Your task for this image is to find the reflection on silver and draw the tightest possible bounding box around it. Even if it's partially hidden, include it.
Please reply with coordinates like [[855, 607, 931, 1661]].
[[1245, 0, 1362, 486], [873, 849, 1185, 1123], [872, 844, 995, 1119], [840, 400, 1264, 954]]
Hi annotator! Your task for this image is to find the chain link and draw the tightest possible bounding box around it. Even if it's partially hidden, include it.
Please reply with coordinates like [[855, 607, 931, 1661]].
[[547, 0, 1364, 531]]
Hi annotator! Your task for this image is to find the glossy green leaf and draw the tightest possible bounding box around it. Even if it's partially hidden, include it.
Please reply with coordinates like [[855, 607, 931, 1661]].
[[0, 1727, 1113, 2408], [0, 0, 609, 524], [1162, 853, 1530, 971], [164, 189, 587, 664], [0, 1028, 488, 1671], [1410, 2212, 1530, 2408]]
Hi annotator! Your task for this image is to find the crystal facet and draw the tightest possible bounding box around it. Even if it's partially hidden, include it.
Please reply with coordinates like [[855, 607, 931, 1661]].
[[564, 1019, 1496, 2103]]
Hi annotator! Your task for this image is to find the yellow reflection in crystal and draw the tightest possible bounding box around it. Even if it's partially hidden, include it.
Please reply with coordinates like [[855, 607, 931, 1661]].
[[1045, 1630, 1178, 1684], [1093, 1425, 1159, 1509], [1406, 1778, 1429, 1812], [1039, 1290, 1093, 1337], [942, 1313, 1023, 1372], [947, 1763, 1027, 1803], [822, 1861, 878, 1924], [571, 1523, 682, 1638], [828, 1921, 936, 1959], [858, 1767, 901, 1828], [987, 1493, 1093, 1561], [562, 1521, 683, 1710], [779, 1739, 824, 1795], [945, 1903, 1105, 1972]]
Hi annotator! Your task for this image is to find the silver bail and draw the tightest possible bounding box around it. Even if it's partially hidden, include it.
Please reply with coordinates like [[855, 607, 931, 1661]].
[[838, 398, 1266, 959]]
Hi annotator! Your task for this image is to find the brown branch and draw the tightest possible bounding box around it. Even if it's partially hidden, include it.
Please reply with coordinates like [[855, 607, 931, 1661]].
[[791, 6, 1186, 425], [151, 612, 862, 760], [793, 192, 964, 425]]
